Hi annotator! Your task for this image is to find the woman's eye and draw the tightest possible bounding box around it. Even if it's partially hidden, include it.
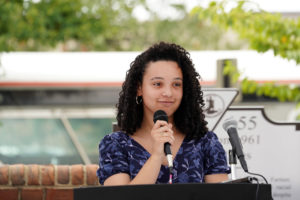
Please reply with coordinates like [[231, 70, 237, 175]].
[[153, 82, 161, 86], [174, 82, 182, 87]]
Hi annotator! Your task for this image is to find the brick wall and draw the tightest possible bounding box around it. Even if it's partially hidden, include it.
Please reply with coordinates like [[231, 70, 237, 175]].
[[0, 164, 100, 200]]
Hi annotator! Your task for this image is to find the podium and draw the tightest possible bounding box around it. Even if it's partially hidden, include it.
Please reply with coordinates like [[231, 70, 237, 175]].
[[74, 183, 272, 200]]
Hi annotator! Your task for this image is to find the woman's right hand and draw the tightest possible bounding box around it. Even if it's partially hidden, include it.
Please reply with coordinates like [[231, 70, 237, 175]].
[[150, 120, 174, 163]]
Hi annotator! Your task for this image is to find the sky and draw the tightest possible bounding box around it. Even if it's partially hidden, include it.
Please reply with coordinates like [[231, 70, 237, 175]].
[[134, 0, 299, 21], [184, 0, 300, 12]]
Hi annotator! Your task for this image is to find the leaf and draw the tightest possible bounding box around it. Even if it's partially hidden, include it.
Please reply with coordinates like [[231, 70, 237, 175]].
[[248, 82, 257, 94], [256, 86, 264, 96]]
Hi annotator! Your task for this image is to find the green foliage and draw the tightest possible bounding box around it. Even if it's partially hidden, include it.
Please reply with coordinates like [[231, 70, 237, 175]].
[[241, 79, 300, 102], [0, 0, 99, 50], [0, 0, 247, 51], [122, 14, 242, 51], [223, 61, 300, 119], [192, 0, 300, 120], [191, 0, 300, 64], [223, 59, 300, 102], [0, 0, 148, 51], [223, 60, 240, 84]]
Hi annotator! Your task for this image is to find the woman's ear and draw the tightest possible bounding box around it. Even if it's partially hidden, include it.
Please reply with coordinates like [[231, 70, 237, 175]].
[[137, 85, 142, 96]]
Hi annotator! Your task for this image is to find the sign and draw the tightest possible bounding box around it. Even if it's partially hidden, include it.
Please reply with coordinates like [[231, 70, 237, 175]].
[[215, 107, 300, 200], [203, 88, 300, 200], [202, 88, 238, 131]]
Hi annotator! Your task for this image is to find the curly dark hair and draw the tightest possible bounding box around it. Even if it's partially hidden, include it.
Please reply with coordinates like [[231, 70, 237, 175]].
[[116, 42, 208, 140]]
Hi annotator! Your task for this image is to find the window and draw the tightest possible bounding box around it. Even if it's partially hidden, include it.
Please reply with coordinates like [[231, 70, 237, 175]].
[[0, 108, 115, 165]]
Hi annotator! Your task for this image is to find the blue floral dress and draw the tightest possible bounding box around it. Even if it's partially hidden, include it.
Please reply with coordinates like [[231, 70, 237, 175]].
[[97, 131, 230, 185]]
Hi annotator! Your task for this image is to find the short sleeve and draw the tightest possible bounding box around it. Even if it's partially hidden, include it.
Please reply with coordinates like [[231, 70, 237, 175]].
[[97, 133, 129, 185], [203, 131, 231, 175]]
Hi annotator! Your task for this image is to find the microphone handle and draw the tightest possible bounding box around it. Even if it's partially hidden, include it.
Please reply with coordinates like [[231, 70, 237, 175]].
[[164, 142, 172, 155], [238, 156, 248, 172], [164, 142, 173, 169]]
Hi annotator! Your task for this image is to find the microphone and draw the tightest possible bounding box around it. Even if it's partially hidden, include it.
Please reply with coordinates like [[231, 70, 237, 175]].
[[222, 118, 248, 172], [153, 110, 173, 170]]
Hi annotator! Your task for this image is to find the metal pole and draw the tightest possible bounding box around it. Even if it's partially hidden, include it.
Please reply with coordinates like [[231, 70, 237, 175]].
[[61, 116, 91, 165], [229, 149, 237, 180]]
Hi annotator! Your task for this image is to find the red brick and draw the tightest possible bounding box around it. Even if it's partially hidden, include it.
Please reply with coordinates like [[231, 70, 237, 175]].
[[41, 165, 54, 186], [0, 165, 9, 185], [11, 164, 25, 186], [71, 165, 83, 185], [86, 165, 99, 185], [0, 189, 18, 200], [21, 189, 43, 200], [57, 165, 69, 184], [45, 189, 73, 200], [27, 165, 40, 185]]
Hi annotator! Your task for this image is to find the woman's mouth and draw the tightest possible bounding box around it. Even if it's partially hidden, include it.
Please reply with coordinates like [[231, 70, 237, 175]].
[[159, 101, 174, 107]]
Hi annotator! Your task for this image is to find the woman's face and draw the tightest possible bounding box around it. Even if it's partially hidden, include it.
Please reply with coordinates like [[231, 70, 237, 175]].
[[137, 60, 183, 119]]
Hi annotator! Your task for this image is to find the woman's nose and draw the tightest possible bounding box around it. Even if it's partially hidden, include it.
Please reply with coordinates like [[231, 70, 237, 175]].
[[162, 87, 172, 97]]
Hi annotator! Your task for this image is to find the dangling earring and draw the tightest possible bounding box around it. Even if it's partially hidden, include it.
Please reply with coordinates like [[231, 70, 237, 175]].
[[136, 96, 142, 105]]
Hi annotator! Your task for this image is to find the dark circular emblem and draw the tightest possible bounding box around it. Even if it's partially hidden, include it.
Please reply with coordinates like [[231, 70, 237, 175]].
[[203, 94, 225, 118]]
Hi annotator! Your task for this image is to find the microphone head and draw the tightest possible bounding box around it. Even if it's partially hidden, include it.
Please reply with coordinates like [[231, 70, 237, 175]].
[[222, 118, 238, 132], [153, 110, 168, 123]]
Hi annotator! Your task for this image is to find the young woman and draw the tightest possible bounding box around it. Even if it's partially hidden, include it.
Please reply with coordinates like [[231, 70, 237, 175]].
[[97, 42, 230, 185]]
